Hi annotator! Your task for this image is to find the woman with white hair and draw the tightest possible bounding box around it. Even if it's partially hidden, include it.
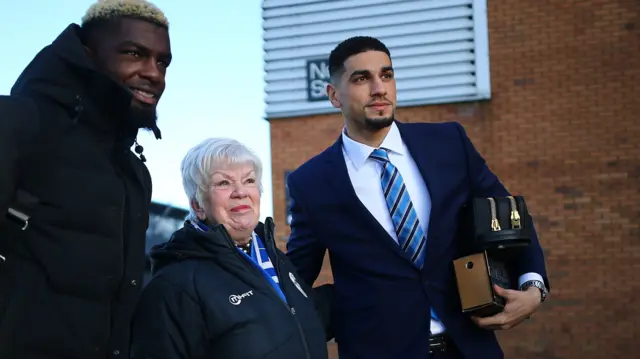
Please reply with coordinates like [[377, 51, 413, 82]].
[[130, 138, 332, 359]]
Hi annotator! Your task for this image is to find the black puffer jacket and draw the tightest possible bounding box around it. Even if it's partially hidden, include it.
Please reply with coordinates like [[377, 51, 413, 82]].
[[0, 24, 157, 359], [130, 218, 332, 359]]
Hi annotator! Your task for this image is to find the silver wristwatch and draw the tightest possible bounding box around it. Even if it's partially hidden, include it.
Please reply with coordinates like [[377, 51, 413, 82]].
[[519, 280, 548, 303]]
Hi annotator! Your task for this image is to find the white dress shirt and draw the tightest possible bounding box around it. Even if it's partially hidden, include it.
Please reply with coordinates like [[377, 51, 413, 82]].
[[340, 122, 543, 335]]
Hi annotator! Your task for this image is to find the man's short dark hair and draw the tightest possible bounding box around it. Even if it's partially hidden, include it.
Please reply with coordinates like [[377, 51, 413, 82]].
[[328, 36, 391, 82]]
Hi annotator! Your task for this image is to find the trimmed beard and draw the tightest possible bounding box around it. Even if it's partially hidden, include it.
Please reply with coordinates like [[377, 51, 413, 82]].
[[364, 114, 395, 131]]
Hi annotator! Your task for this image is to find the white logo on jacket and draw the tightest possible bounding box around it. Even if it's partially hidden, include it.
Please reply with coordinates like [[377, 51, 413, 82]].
[[229, 290, 253, 305], [289, 272, 308, 298]]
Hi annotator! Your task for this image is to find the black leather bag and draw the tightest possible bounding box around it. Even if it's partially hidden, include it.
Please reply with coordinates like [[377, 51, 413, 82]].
[[454, 195, 533, 316], [458, 195, 532, 260]]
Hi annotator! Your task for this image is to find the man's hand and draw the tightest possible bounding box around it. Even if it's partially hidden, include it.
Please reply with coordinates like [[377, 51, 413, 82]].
[[471, 284, 543, 330]]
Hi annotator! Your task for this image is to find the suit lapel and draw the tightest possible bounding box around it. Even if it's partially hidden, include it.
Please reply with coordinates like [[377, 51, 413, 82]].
[[395, 122, 447, 274], [323, 137, 414, 264]]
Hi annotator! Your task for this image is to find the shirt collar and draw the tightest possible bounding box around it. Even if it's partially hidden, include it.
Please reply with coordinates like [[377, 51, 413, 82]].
[[341, 122, 405, 170]]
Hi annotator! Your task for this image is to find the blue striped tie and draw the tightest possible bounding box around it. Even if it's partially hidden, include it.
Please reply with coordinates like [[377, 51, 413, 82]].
[[370, 148, 428, 268], [370, 148, 441, 323]]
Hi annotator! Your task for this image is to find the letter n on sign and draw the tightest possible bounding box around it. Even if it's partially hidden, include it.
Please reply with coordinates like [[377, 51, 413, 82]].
[[306, 58, 330, 102]]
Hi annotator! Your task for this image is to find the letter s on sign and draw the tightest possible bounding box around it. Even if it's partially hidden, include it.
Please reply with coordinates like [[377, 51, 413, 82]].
[[310, 79, 328, 99]]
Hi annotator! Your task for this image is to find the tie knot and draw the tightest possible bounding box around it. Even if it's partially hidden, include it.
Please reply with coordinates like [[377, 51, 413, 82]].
[[370, 148, 389, 162]]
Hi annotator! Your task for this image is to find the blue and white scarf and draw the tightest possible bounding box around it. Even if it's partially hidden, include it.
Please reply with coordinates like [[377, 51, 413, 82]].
[[251, 232, 279, 284], [191, 220, 287, 304]]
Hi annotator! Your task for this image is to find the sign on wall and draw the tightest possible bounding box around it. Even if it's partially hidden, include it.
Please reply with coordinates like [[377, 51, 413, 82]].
[[263, 0, 491, 119], [306, 58, 330, 102]]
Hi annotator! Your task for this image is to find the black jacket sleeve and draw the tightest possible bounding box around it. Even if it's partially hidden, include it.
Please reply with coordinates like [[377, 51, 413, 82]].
[[0, 96, 41, 228], [311, 283, 335, 341], [130, 277, 208, 359]]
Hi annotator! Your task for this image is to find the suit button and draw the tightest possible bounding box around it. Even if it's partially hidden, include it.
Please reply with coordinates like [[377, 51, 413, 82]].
[[130, 280, 137, 286], [423, 278, 429, 285], [112, 349, 120, 356]]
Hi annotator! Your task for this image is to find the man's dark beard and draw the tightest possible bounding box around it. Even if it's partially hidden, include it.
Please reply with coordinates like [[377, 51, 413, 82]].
[[129, 105, 158, 132], [364, 115, 395, 131], [90, 61, 158, 133]]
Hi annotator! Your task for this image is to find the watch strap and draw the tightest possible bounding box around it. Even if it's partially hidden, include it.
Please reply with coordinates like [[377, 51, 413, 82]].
[[520, 280, 547, 302]]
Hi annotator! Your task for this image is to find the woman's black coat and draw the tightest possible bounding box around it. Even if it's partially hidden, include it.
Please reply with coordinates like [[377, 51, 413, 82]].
[[130, 218, 333, 359]]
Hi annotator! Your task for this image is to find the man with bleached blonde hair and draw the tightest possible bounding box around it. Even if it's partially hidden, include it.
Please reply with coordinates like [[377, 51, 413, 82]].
[[0, 1, 172, 358]]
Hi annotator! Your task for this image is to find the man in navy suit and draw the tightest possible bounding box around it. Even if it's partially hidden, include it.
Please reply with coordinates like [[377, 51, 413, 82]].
[[285, 36, 550, 359]]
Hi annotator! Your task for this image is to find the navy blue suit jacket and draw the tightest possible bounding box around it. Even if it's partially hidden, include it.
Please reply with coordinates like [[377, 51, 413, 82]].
[[286, 121, 549, 359]]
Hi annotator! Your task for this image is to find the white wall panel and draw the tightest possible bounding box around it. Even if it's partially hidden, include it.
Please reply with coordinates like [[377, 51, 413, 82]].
[[262, 0, 491, 119]]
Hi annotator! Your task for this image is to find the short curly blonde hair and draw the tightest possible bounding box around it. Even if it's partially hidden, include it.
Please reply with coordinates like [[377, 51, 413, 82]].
[[81, 0, 168, 28]]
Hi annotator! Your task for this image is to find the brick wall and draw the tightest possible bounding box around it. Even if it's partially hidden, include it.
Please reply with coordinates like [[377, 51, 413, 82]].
[[269, 1, 640, 358]]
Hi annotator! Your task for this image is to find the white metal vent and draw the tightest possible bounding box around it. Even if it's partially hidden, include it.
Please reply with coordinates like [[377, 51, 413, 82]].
[[262, 0, 491, 119]]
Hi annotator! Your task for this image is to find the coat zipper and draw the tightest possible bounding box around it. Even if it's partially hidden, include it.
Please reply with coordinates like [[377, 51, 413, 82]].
[[107, 154, 127, 351], [225, 222, 311, 359], [273, 255, 312, 359], [114, 158, 126, 279], [264, 219, 311, 359]]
